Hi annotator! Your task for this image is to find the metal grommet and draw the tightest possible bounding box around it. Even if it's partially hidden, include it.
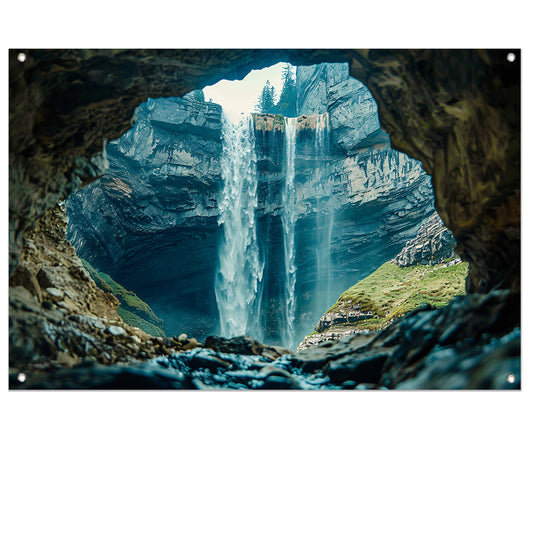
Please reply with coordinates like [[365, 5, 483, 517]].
[[507, 52, 516, 63]]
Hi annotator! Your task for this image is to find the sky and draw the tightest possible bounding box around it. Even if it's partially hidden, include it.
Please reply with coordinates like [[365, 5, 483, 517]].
[[202, 62, 291, 115]]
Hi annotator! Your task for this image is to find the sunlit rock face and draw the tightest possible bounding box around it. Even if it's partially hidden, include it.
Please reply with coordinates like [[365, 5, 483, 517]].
[[391, 212, 457, 267], [296, 63, 389, 154], [67, 64, 435, 346]]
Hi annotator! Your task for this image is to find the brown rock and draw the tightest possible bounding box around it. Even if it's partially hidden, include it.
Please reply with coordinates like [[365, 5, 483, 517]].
[[9, 264, 42, 302]]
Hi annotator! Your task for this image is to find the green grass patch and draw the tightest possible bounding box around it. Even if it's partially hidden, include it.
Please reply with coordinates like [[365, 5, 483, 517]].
[[117, 307, 165, 338], [80, 258, 165, 336], [326, 260, 469, 332]]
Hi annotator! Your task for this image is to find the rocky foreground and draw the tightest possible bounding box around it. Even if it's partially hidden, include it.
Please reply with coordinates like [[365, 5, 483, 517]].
[[9, 194, 519, 391], [10, 289, 519, 390], [8, 207, 519, 391]]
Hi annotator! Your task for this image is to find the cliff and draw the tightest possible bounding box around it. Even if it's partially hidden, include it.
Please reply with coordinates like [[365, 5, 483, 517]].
[[392, 211, 457, 267], [67, 96, 224, 338], [298, 212, 464, 351], [67, 66, 435, 347], [296, 63, 390, 154]]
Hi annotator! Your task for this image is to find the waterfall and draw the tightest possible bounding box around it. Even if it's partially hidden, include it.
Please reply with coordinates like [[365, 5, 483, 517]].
[[215, 112, 263, 339], [282, 118, 298, 349], [314, 113, 334, 316]]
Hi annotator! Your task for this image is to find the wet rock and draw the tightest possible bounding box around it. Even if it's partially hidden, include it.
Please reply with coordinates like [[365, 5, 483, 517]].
[[289, 333, 376, 372], [260, 345, 293, 360], [204, 335, 264, 355], [171, 350, 230, 372], [262, 374, 301, 390], [181, 338, 201, 351], [328, 353, 389, 385]]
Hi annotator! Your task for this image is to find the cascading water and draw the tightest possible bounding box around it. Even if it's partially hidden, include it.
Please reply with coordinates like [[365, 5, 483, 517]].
[[314, 113, 335, 318], [215, 111, 263, 339], [281, 118, 298, 349]]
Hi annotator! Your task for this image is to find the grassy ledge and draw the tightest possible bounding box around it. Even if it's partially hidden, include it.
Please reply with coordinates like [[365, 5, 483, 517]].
[[324, 259, 469, 332]]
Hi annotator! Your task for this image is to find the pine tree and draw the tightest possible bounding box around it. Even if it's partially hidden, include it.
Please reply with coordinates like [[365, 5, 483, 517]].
[[254, 80, 277, 114], [276, 65, 297, 117]]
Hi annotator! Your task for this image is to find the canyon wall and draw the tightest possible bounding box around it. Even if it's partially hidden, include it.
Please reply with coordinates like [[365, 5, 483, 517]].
[[67, 64, 435, 346]]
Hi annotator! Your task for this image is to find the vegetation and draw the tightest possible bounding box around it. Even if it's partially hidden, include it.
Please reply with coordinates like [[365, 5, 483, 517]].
[[255, 64, 297, 116], [255, 80, 277, 114], [116, 307, 166, 338], [80, 258, 165, 337], [324, 260, 469, 332]]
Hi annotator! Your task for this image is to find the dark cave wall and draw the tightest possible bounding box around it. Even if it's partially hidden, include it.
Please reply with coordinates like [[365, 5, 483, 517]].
[[9, 48, 520, 296], [346, 49, 520, 293]]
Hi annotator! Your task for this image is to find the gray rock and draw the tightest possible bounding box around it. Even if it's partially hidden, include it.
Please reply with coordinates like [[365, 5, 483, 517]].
[[107, 325, 126, 336], [328, 353, 389, 385], [67, 72, 435, 345], [296, 63, 387, 154], [392, 212, 457, 267], [45, 287, 64, 301]]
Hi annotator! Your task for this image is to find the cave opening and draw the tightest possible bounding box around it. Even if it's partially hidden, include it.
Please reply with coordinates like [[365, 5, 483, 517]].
[[65, 59, 464, 351], [9, 49, 520, 391]]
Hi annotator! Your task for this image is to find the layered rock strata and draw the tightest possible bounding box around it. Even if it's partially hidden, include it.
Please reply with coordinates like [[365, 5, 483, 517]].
[[67, 96, 223, 338], [67, 67, 435, 345], [391, 212, 457, 267], [9, 49, 520, 294]]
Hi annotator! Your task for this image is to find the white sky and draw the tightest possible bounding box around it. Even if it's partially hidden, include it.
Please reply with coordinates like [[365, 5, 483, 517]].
[[202, 62, 291, 115]]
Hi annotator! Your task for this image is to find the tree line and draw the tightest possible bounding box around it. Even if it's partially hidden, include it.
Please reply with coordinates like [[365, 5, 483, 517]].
[[254, 64, 297, 116]]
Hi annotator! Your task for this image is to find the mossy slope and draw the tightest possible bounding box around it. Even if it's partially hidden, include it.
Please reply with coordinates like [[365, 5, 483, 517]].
[[324, 259, 469, 332], [80, 258, 165, 337]]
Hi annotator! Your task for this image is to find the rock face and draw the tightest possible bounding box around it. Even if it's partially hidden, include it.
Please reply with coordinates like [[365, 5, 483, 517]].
[[11, 290, 520, 391], [287, 289, 520, 389], [348, 50, 520, 293], [391, 212, 457, 267], [9, 49, 520, 295], [67, 96, 224, 338], [67, 64, 435, 347], [296, 62, 390, 154], [9, 49, 520, 389]]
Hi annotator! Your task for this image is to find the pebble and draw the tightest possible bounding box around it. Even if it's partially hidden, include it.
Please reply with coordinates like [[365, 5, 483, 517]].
[[45, 287, 64, 301], [107, 325, 126, 336]]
